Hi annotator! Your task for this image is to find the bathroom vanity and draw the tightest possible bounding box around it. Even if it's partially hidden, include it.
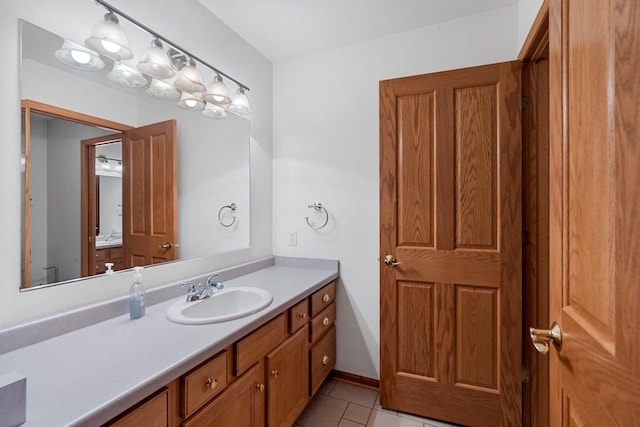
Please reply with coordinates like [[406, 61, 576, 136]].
[[0, 257, 338, 426]]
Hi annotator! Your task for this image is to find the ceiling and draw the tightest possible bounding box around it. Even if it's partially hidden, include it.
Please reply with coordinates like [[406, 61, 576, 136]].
[[197, 0, 519, 62]]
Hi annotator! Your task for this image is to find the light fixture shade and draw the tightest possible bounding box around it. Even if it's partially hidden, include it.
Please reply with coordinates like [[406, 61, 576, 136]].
[[85, 12, 133, 61], [55, 39, 104, 71], [146, 78, 180, 100], [108, 62, 147, 87], [174, 59, 206, 93], [137, 39, 175, 79], [177, 92, 205, 111], [203, 74, 231, 105], [227, 88, 253, 115], [201, 102, 228, 119]]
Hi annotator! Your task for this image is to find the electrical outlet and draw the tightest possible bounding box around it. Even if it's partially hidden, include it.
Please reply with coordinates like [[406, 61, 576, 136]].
[[287, 230, 297, 246]]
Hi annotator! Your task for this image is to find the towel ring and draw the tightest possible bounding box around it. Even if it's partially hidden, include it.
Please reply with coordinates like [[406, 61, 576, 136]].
[[305, 202, 329, 230], [218, 203, 237, 227]]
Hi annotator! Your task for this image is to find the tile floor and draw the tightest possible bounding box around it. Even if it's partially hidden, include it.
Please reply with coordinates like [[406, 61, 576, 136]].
[[295, 379, 464, 427]]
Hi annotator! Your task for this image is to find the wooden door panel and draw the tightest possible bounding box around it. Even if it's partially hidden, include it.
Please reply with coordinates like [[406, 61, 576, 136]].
[[380, 61, 522, 426], [129, 136, 147, 235], [548, 0, 640, 425]]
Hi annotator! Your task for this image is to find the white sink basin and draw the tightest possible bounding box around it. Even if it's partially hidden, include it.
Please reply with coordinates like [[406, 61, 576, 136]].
[[166, 287, 273, 325]]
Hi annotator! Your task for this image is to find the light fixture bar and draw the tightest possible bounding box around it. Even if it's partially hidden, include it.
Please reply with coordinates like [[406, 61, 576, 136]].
[[92, 0, 250, 92]]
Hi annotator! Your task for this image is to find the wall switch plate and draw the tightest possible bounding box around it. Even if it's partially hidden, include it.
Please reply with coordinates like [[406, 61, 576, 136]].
[[287, 230, 297, 246]]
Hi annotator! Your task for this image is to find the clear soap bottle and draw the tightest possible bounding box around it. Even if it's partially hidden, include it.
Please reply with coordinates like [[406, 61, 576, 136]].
[[129, 266, 146, 319]]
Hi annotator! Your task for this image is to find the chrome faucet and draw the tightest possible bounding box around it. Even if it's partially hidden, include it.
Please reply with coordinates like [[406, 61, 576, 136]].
[[181, 275, 224, 302]]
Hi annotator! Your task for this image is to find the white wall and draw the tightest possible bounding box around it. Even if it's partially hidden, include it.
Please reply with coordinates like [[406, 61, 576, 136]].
[[273, 6, 519, 379], [0, 0, 272, 328], [27, 117, 48, 286], [518, 0, 545, 49]]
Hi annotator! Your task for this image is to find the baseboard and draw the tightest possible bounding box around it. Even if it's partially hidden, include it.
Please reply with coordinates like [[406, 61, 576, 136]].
[[330, 369, 379, 390]]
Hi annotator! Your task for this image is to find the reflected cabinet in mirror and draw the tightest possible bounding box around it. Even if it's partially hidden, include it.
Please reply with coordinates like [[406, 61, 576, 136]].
[[20, 20, 251, 290]]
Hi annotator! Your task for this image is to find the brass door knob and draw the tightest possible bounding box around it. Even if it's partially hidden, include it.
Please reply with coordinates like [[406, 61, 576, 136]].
[[271, 370, 279, 378], [530, 322, 562, 355], [384, 255, 402, 267], [322, 293, 330, 302], [322, 317, 330, 326], [205, 377, 217, 389], [322, 355, 330, 365], [256, 383, 265, 392]]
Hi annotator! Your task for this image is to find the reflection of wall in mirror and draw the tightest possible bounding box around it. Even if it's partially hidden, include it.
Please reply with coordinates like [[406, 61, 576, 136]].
[[28, 117, 48, 286], [95, 143, 122, 238]]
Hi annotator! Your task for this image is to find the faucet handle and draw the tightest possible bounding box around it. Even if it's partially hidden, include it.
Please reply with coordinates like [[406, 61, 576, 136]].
[[181, 281, 199, 301], [206, 274, 219, 286]]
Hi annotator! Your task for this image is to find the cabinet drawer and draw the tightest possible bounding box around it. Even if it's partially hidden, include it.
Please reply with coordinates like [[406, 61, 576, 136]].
[[310, 281, 336, 317], [110, 246, 123, 259], [289, 298, 309, 333], [310, 302, 336, 344], [236, 314, 286, 375], [182, 351, 228, 418], [96, 249, 107, 261], [106, 387, 168, 427], [309, 326, 336, 395]]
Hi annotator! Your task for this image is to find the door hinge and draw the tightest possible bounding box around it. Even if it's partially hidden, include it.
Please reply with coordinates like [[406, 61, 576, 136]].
[[522, 366, 530, 383], [523, 230, 530, 248], [522, 95, 529, 112]]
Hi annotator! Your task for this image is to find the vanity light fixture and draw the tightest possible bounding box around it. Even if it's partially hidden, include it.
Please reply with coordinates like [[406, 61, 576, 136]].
[[55, 39, 104, 71], [80, 0, 253, 117], [174, 59, 206, 93], [85, 12, 133, 61], [201, 102, 228, 119], [203, 74, 231, 106], [107, 62, 147, 87], [137, 39, 175, 79], [146, 78, 180, 100], [227, 88, 253, 115], [114, 160, 123, 173], [177, 92, 205, 111]]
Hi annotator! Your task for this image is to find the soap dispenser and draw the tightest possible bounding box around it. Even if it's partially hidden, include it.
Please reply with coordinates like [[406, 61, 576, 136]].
[[129, 266, 146, 319]]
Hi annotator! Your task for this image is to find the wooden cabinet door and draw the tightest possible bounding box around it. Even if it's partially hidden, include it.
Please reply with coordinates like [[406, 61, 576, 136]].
[[547, 0, 640, 425], [379, 61, 522, 427], [122, 119, 178, 268], [266, 325, 309, 427], [182, 362, 265, 427]]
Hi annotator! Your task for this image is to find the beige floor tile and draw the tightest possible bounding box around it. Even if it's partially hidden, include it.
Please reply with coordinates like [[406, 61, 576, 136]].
[[373, 394, 399, 415], [338, 420, 365, 427], [366, 410, 424, 427], [396, 411, 453, 427], [329, 382, 378, 408], [297, 394, 349, 427], [318, 379, 337, 395], [343, 403, 372, 424]]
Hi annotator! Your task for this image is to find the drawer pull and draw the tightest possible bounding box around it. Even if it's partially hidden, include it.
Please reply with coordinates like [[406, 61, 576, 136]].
[[205, 377, 218, 389], [322, 316, 330, 326], [271, 370, 279, 378], [298, 312, 307, 319], [256, 383, 265, 392], [322, 355, 330, 365], [322, 293, 330, 302]]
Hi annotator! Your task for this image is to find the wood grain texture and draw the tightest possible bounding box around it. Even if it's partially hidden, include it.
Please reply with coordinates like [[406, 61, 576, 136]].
[[397, 281, 434, 378], [518, 0, 550, 61], [235, 314, 286, 376], [107, 387, 169, 427], [309, 302, 335, 344], [310, 326, 336, 395], [549, 0, 640, 425], [182, 351, 228, 418], [397, 93, 435, 247], [380, 61, 522, 427], [455, 85, 497, 250]]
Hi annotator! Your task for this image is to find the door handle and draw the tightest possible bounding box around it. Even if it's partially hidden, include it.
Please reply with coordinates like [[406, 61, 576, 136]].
[[159, 242, 180, 249], [384, 255, 402, 267], [530, 322, 562, 355]]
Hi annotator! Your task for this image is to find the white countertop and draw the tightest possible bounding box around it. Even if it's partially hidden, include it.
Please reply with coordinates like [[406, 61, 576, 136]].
[[0, 261, 338, 426]]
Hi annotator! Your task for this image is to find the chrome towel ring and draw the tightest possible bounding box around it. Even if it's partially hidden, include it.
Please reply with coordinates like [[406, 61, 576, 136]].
[[218, 203, 237, 227], [305, 202, 329, 230]]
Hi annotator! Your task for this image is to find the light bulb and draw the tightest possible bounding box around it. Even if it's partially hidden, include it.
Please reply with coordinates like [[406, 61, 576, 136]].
[[70, 49, 91, 64], [101, 39, 121, 53], [185, 99, 197, 108], [103, 160, 111, 170]]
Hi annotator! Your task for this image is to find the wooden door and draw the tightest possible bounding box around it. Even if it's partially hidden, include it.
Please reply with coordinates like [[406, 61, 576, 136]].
[[123, 120, 178, 268], [379, 61, 522, 427], [266, 325, 309, 427], [546, 0, 640, 425]]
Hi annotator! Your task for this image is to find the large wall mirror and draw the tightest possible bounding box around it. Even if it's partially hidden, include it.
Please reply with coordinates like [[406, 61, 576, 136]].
[[20, 19, 251, 290]]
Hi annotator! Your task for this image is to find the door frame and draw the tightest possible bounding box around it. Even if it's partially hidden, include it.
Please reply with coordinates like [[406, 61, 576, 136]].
[[20, 100, 132, 285]]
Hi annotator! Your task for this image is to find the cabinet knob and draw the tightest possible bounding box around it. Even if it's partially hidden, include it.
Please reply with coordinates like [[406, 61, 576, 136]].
[[205, 377, 218, 389], [322, 293, 330, 302], [322, 316, 330, 326], [256, 383, 265, 392], [298, 312, 307, 319], [322, 355, 330, 365], [271, 370, 279, 378]]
